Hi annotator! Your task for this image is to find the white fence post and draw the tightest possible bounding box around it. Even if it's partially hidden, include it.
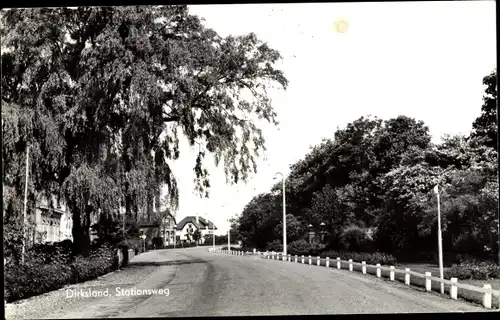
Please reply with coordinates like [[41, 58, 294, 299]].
[[317, 256, 321, 266], [348, 259, 353, 272], [337, 257, 341, 269], [362, 261, 366, 275], [425, 272, 432, 291], [404, 268, 411, 285], [295, 255, 298, 263], [326, 257, 330, 268], [301, 255, 305, 264], [309, 255, 312, 265], [390, 266, 395, 281], [288, 254, 292, 262], [450, 278, 458, 300], [483, 284, 492, 309], [376, 264, 381, 278]]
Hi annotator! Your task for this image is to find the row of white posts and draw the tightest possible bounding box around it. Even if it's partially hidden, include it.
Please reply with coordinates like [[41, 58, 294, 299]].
[[213, 249, 498, 310]]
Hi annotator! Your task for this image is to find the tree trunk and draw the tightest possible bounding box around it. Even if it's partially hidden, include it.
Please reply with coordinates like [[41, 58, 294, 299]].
[[146, 187, 153, 221], [72, 208, 91, 257]]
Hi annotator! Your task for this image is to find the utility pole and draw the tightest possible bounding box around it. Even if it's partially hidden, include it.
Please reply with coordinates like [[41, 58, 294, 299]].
[[275, 172, 287, 255], [434, 185, 445, 295], [21, 146, 30, 265]]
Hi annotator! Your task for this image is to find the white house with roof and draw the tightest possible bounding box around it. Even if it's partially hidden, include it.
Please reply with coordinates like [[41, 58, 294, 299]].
[[175, 214, 217, 244]]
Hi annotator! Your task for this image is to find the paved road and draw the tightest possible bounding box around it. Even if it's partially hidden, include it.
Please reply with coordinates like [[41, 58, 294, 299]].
[[5, 246, 491, 318]]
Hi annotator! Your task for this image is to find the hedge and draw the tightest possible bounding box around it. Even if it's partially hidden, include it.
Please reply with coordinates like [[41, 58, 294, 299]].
[[318, 250, 397, 266], [444, 261, 500, 280], [5, 246, 119, 303]]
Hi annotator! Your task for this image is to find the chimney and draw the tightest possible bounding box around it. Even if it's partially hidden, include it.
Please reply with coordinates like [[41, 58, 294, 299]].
[[196, 213, 199, 226]]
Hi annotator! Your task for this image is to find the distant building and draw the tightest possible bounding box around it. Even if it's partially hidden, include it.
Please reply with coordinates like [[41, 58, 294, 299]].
[[28, 194, 73, 244], [175, 214, 217, 244], [137, 209, 177, 247]]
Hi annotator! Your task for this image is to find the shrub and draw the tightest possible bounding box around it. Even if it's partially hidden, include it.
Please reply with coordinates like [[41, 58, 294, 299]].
[[71, 246, 118, 283], [339, 226, 373, 252], [444, 261, 500, 280], [287, 239, 311, 256], [117, 238, 142, 254], [4, 252, 74, 302], [266, 240, 283, 252], [309, 243, 327, 256], [5, 246, 119, 303], [29, 240, 74, 264], [319, 250, 397, 265], [221, 246, 244, 251]]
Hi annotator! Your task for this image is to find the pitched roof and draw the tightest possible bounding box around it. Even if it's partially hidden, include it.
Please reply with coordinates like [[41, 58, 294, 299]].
[[176, 215, 217, 230], [137, 210, 176, 227]]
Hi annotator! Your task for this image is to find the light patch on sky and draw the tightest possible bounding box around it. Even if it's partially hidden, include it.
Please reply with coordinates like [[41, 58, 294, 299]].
[[166, 1, 496, 234]]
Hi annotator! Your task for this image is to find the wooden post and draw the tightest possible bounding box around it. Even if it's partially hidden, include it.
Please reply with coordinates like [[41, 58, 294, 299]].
[[405, 268, 411, 285], [295, 255, 298, 263], [450, 278, 458, 300], [376, 264, 381, 278], [483, 284, 492, 309], [317, 256, 321, 266], [337, 257, 341, 269], [301, 255, 305, 264], [390, 266, 395, 281], [326, 257, 330, 268], [362, 261, 367, 275], [348, 259, 353, 272], [309, 255, 312, 265], [425, 272, 432, 291]]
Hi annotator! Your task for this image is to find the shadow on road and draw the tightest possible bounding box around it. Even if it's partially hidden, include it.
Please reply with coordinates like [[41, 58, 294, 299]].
[[129, 259, 207, 267]]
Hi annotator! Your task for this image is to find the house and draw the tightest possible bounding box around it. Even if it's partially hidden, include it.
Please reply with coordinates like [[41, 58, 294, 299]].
[[28, 194, 74, 244], [137, 209, 177, 247], [175, 214, 217, 244]]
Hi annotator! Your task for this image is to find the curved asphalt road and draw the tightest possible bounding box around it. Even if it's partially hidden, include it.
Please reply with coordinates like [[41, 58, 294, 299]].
[[5, 246, 491, 318]]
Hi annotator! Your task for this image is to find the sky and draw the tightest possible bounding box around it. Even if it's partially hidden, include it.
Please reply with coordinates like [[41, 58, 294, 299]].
[[166, 1, 497, 234]]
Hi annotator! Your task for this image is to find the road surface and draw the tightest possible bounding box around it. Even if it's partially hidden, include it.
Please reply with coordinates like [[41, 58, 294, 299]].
[[5, 246, 491, 318]]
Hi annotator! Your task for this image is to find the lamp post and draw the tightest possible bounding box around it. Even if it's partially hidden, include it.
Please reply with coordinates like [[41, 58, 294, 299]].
[[140, 234, 146, 253], [319, 222, 327, 243], [434, 184, 445, 295], [227, 217, 231, 251], [308, 224, 315, 244], [274, 172, 287, 256]]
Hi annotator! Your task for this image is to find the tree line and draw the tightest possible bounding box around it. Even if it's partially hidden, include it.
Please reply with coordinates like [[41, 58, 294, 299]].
[[235, 69, 499, 264], [1, 6, 288, 257]]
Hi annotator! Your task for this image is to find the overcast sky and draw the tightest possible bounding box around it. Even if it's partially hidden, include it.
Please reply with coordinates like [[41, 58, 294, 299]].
[[166, 1, 496, 234]]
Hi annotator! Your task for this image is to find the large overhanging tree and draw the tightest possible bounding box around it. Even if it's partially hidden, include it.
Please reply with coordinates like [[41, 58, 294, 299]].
[[1, 5, 287, 256]]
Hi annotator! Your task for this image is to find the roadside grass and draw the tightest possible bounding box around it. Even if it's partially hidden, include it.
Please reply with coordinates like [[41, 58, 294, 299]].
[[272, 255, 500, 309]]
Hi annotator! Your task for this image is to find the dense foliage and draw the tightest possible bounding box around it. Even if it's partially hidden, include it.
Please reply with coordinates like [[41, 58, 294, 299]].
[[444, 261, 500, 280], [236, 69, 499, 266], [4, 245, 118, 302], [1, 5, 287, 258]]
